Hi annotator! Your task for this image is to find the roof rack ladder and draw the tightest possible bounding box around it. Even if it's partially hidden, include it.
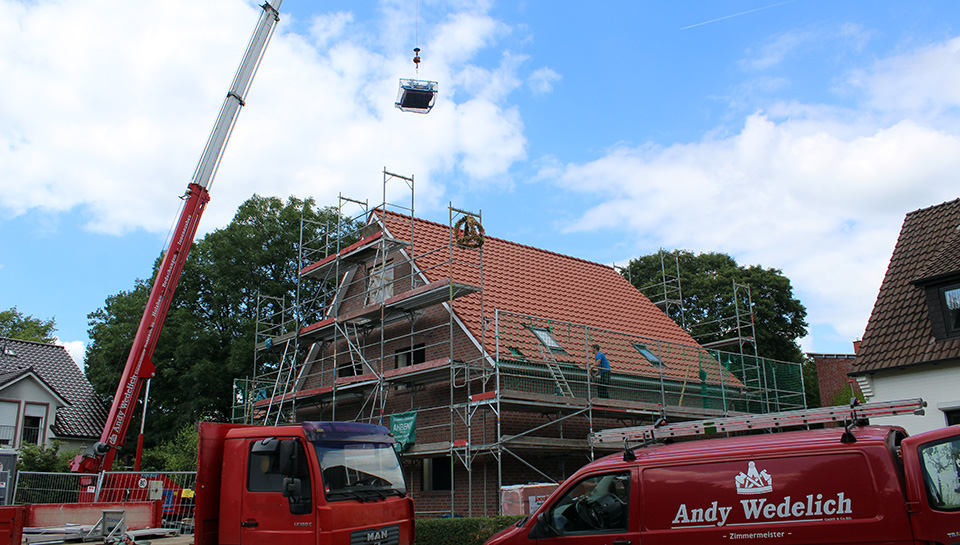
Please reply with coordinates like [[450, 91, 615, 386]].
[[589, 398, 926, 446]]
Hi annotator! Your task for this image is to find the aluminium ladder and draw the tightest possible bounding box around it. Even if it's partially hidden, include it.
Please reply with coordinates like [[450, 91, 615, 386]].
[[590, 398, 926, 446]]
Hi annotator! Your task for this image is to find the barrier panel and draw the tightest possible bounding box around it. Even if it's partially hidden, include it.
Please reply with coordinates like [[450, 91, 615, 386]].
[[13, 471, 197, 534]]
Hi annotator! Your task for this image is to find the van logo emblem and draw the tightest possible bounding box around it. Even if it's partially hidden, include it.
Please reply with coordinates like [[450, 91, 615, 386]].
[[735, 461, 772, 495]]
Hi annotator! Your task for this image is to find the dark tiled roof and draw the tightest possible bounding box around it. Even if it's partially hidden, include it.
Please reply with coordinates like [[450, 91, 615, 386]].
[[377, 211, 723, 383], [0, 337, 107, 439], [852, 199, 960, 374], [914, 225, 960, 284]]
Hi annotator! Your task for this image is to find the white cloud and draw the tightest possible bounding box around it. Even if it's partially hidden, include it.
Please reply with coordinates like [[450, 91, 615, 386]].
[[548, 32, 960, 351], [58, 339, 86, 369], [528, 67, 561, 95], [0, 0, 527, 236]]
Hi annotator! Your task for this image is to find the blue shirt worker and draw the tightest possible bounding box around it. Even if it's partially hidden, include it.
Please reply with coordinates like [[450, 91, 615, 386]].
[[590, 343, 611, 399]]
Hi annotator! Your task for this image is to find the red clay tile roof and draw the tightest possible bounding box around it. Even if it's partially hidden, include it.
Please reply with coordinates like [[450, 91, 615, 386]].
[[376, 210, 724, 383], [852, 198, 960, 374]]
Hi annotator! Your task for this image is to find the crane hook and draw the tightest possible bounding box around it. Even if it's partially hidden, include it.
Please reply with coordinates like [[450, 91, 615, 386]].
[[413, 47, 421, 72]]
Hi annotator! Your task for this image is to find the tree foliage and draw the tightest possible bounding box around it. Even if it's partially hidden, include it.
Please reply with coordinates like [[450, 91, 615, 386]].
[[141, 423, 199, 471], [16, 441, 76, 472], [85, 195, 353, 452], [0, 306, 57, 343], [624, 251, 808, 363]]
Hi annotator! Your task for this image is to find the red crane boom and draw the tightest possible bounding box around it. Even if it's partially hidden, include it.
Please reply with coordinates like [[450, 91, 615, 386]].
[[71, 0, 283, 473]]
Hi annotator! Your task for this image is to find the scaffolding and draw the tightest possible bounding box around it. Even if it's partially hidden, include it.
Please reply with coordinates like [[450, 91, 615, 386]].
[[235, 181, 805, 517]]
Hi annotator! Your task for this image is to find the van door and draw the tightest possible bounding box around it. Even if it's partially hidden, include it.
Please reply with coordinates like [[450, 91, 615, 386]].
[[526, 470, 636, 545], [239, 438, 315, 545], [902, 425, 960, 545]]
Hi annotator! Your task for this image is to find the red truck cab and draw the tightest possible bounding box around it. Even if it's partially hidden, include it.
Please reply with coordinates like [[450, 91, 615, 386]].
[[486, 423, 960, 545], [195, 421, 414, 545]]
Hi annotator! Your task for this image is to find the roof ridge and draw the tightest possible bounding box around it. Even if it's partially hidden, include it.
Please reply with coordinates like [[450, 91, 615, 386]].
[[0, 336, 65, 349], [904, 197, 960, 219], [377, 209, 619, 271]]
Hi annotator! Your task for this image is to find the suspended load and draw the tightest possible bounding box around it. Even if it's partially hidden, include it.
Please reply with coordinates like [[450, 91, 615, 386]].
[[396, 48, 438, 114]]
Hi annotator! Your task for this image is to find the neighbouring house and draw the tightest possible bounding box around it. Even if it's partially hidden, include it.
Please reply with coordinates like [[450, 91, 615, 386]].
[[0, 337, 106, 452], [253, 209, 805, 516], [808, 341, 861, 407], [850, 198, 960, 434]]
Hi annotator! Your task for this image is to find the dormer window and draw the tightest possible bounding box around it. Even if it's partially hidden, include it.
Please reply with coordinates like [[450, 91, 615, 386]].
[[942, 284, 960, 336]]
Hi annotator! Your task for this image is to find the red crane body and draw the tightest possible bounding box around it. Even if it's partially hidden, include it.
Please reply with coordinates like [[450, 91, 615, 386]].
[[71, 0, 282, 473]]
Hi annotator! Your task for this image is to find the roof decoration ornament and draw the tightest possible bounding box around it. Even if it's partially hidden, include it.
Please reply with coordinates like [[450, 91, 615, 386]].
[[454, 215, 485, 248]]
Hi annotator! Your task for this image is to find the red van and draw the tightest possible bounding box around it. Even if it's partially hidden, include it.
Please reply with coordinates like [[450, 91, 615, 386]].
[[485, 401, 960, 545]]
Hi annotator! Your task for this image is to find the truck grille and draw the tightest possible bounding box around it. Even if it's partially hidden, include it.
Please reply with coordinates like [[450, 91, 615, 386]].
[[350, 524, 399, 545]]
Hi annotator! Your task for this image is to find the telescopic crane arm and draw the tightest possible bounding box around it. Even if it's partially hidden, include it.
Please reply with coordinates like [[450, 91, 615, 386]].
[[71, 0, 283, 473]]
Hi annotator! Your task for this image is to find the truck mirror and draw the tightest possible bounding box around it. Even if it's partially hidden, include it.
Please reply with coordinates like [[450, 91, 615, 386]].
[[530, 512, 559, 539], [282, 477, 302, 499], [251, 438, 280, 454], [278, 440, 296, 476]]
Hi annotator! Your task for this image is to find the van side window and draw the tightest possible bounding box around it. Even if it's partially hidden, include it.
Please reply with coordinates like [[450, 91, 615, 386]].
[[546, 471, 630, 534], [918, 436, 960, 511]]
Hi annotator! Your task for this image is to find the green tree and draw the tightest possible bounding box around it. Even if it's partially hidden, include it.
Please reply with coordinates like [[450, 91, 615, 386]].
[[85, 195, 353, 452], [16, 441, 76, 472], [141, 423, 199, 471], [624, 251, 808, 363], [0, 307, 57, 343]]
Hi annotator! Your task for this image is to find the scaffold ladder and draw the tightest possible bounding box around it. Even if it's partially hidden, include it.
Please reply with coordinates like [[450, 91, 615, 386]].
[[590, 398, 926, 446], [533, 342, 574, 397]]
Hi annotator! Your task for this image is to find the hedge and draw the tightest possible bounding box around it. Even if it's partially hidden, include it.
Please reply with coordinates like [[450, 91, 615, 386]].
[[415, 515, 526, 545]]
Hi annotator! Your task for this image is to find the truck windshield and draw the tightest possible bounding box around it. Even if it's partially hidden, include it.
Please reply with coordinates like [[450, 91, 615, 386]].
[[313, 441, 407, 500]]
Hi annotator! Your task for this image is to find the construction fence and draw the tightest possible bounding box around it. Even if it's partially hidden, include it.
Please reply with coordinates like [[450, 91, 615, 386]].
[[13, 471, 196, 533]]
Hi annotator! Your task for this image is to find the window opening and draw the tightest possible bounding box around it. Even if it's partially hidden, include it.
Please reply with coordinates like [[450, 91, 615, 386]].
[[946, 409, 960, 427], [21, 416, 42, 445], [423, 456, 452, 491], [506, 347, 525, 359], [529, 326, 566, 353], [632, 343, 665, 366], [942, 285, 960, 335], [366, 261, 394, 305], [395, 343, 425, 368]]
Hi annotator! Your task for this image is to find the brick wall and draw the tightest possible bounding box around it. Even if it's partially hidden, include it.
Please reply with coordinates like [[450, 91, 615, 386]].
[[810, 353, 860, 406]]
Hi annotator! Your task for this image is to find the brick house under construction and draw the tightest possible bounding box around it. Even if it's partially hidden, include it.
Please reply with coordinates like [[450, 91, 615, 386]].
[[245, 200, 804, 517]]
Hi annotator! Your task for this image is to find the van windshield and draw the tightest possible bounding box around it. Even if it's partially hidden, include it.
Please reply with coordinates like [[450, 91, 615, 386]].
[[313, 441, 407, 501]]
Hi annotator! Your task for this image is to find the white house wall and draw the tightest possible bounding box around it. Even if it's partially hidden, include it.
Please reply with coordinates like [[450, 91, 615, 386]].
[[0, 378, 66, 446], [860, 359, 960, 435]]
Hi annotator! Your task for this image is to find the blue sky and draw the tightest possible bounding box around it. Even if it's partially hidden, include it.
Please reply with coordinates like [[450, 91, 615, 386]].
[[2, 0, 960, 367]]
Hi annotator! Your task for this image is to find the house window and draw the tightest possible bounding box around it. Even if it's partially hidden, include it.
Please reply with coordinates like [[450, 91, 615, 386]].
[[21, 416, 42, 445], [366, 261, 394, 305], [529, 327, 566, 353], [946, 409, 960, 427], [632, 343, 665, 367], [395, 343, 425, 368], [942, 285, 960, 335], [422, 457, 452, 491], [0, 402, 16, 446]]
